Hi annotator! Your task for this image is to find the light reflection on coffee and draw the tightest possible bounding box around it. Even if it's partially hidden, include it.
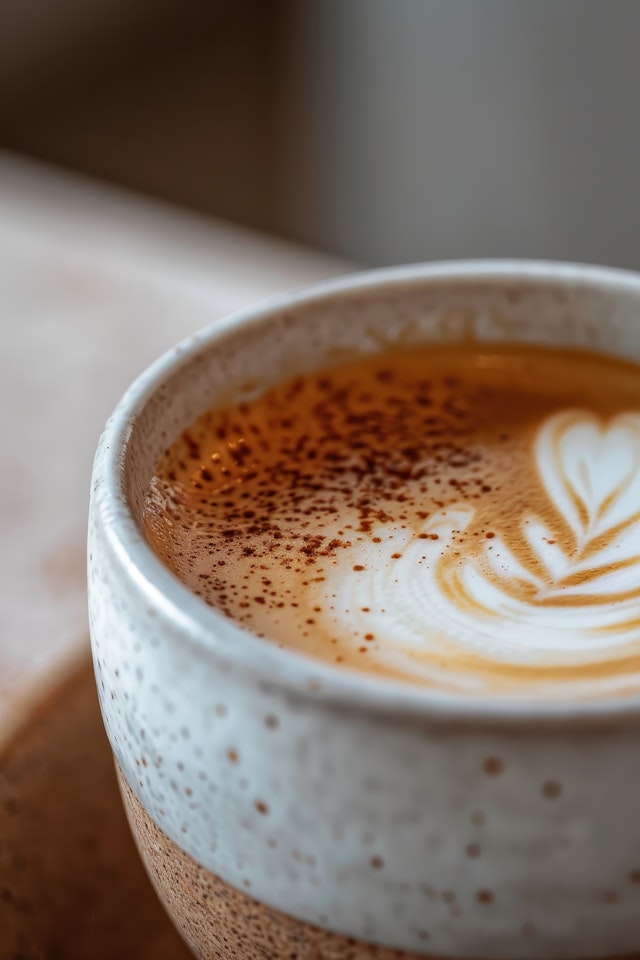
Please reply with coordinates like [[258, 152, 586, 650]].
[[144, 344, 640, 698]]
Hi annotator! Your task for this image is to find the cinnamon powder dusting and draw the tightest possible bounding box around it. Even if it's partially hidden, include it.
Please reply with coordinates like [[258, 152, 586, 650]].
[[143, 343, 640, 687]]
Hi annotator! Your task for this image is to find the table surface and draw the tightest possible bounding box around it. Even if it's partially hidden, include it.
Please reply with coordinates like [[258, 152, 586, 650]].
[[0, 152, 350, 741]]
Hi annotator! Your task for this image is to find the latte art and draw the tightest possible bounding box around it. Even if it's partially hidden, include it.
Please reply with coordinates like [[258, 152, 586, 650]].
[[329, 411, 640, 691], [144, 344, 640, 699]]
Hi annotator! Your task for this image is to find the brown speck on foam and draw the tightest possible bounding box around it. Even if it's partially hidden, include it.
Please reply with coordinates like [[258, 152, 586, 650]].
[[542, 780, 562, 800], [476, 890, 494, 905], [483, 756, 504, 776]]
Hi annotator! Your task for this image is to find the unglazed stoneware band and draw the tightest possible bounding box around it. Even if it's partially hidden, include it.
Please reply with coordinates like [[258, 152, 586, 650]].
[[118, 769, 432, 960], [89, 262, 640, 959]]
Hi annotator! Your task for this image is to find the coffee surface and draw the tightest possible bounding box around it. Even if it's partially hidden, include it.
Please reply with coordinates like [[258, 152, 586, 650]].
[[144, 344, 640, 699]]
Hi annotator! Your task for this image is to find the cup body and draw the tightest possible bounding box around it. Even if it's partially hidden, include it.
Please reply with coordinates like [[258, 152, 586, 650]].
[[89, 262, 640, 959]]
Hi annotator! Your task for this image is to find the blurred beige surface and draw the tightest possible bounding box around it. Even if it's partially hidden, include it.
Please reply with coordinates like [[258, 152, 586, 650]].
[[0, 152, 349, 739]]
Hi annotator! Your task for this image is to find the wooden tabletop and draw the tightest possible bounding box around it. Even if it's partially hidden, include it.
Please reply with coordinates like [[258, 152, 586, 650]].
[[0, 152, 350, 741]]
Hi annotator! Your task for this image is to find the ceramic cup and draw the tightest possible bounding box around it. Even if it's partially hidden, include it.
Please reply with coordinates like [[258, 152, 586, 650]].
[[89, 262, 640, 960]]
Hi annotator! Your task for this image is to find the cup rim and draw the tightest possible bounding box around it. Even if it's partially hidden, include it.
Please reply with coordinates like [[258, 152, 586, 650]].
[[94, 258, 640, 726]]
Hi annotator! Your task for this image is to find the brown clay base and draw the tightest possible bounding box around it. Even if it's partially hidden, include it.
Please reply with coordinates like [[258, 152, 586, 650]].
[[120, 771, 425, 959], [0, 656, 189, 960]]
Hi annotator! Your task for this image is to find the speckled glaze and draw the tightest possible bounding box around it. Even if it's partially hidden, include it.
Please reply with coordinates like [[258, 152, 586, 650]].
[[89, 263, 640, 959]]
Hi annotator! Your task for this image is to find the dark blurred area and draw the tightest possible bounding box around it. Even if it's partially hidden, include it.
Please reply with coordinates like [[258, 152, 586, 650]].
[[3, 0, 640, 268], [1, 1, 284, 233]]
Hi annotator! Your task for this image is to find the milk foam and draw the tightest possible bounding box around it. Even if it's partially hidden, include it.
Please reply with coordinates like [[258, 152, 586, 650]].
[[322, 410, 640, 693]]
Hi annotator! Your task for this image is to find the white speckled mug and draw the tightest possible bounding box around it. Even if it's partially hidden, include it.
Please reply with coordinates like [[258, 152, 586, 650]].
[[89, 262, 640, 960]]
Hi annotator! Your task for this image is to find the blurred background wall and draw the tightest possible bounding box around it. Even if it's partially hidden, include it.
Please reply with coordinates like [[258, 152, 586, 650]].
[[3, 0, 640, 268]]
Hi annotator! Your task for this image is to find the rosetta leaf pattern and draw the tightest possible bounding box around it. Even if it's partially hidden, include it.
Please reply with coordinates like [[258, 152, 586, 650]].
[[431, 410, 640, 649], [466, 411, 640, 607], [327, 410, 640, 689]]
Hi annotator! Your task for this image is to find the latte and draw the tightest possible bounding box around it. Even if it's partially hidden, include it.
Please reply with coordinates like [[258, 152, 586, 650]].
[[143, 343, 640, 699]]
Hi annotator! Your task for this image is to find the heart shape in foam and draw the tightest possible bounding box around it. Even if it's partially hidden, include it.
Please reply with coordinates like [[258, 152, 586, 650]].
[[537, 410, 640, 546], [441, 410, 640, 635]]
